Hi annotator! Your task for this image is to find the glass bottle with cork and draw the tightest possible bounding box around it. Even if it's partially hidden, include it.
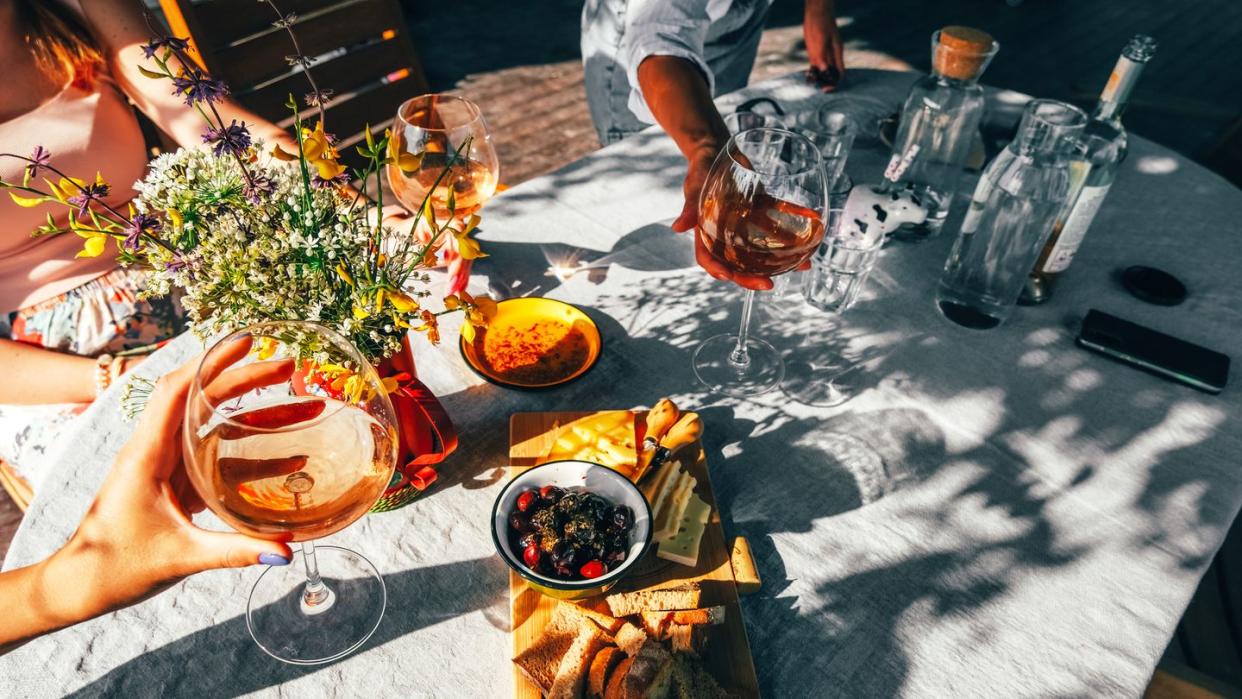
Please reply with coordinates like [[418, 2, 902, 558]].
[[884, 26, 999, 241], [1020, 34, 1158, 304], [937, 99, 1088, 329]]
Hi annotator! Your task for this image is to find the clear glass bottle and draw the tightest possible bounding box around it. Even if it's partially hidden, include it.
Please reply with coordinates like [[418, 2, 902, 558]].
[[884, 26, 999, 240], [937, 99, 1088, 329], [1021, 34, 1158, 304]]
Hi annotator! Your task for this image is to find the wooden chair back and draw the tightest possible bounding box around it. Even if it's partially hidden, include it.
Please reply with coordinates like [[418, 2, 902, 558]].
[[158, 0, 430, 170]]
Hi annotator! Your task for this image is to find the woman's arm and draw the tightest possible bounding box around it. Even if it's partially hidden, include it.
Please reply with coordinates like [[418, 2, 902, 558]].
[[0, 338, 98, 404], [77, 0, 293, 150], [0, 338, 293, 654]]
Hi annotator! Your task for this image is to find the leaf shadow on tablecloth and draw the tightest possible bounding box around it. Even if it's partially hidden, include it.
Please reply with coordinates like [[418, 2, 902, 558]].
[[580, 239, 1239, 697], [57, 224, 1241, 697]]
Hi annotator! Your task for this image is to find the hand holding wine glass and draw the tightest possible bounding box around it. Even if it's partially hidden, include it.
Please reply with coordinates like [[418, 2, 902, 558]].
[[183, 321, 399, 665], [693, 128, 828, 396], [0, 343, 294, 655]]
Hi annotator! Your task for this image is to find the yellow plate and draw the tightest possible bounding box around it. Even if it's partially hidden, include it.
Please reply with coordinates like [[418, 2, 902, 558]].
[[459, 298, 602, 389]]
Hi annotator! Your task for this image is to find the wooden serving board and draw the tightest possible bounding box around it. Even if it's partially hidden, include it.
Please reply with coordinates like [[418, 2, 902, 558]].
[[508, 411, 759, 698]]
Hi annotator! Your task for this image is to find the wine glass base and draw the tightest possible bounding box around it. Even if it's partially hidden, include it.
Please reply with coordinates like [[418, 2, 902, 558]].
[[246, 545, 386, 665], [783, 360, 862, 407], [693, 334, 784, 397]]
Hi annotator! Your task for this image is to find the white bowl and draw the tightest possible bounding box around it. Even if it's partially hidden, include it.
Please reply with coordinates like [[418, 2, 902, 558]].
[[491, 460, 652, 599]]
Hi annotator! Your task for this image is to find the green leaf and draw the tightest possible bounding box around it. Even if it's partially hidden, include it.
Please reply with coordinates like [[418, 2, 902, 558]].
[[137, 65, 166, 80]]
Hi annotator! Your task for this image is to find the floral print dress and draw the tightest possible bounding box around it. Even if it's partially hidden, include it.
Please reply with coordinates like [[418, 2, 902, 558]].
[[0, 267, 184, 491]]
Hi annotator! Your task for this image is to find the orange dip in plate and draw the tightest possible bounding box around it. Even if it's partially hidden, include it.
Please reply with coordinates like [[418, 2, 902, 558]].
[[474, 320, 591, 385], [461, 298, 602, 388]]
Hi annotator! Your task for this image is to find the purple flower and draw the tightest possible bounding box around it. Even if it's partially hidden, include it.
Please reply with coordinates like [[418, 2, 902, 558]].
[[141, 36, 191, 60], [304, 89, 334, 108], [243, 173, 277, 204], [202, 120, 252, 157], [311, 171, 350, 189], [25, 145, 50, 179], [171, 70, 228, 106], [122, 213, 162, 251], [164, 251, 195, 274], [66, 181, 111, 217]]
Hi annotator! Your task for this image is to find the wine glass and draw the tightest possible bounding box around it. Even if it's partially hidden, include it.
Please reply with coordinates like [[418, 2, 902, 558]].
[[802, 109, 856, 189], [723, 110, 785, 135], [784, 208, 885, 407], [387, 94, 500, 223], [693, 128, 829, 397], [183, 321, 399, 665]]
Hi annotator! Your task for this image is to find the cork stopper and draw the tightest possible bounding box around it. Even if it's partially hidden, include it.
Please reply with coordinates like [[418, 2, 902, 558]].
[[932, 26, 997, 81]]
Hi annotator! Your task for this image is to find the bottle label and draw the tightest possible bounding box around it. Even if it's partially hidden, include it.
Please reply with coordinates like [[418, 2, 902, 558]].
[[1043, 184, 1111, 272], [884, 145, 921, 182]]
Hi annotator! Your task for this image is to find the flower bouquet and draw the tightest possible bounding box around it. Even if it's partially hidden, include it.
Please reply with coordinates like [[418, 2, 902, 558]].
[[0, 9, 492, 509]]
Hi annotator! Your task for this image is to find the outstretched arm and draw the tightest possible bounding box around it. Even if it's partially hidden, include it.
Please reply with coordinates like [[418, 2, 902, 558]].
[[77, 0, 292, 150], [0, 338, 293, 654]]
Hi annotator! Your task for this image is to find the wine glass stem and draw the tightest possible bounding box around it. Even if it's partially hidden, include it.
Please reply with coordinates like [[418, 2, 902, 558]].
[[300, 540, 331, 607], [729, 290, 758, 371]]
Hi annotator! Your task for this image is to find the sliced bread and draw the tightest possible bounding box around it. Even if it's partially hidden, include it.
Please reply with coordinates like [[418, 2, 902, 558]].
[[640, 607, 725, 640], [668, 652, 733, 699], [565, 601, 625, 634], [513, 625, 577, 695], [614, 621, 649, 656], [622, 639, 674, 699], [604, 657, 635, 699], [550, 624, 612, 699], [588, 646, 625, 698], [605, 582, 702, 617], [666, 624, 708, 656]]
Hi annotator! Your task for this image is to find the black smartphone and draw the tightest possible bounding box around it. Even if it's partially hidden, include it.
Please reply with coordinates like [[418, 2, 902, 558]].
[[1076, 309, 1229, 394]]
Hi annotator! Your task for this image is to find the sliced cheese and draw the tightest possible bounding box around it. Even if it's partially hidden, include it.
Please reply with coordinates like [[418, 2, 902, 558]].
[[544, 411, 638, 477], [641, 460, 677, 502], [647, 465, 686, 541], [657, 492, 711, 566], [652, 470, 696, 542]]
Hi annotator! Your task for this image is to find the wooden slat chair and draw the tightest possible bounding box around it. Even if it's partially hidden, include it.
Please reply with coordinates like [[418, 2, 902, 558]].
[[159, 0, 430, 171]]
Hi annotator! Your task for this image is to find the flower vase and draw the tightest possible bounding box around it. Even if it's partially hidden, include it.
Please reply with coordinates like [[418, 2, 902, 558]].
[[370, 334, 458, 511]]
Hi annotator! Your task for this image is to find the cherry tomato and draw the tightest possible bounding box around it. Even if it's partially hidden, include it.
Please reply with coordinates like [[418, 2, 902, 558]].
[[516, 490, 538, 513], [523, 544, 541, 569], [579, 560, 606, 579]]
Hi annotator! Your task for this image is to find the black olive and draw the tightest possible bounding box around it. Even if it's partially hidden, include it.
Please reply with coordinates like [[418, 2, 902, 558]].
[[509, 511, 532, 534], [518, 532, 539, 549], [605, 548, 627, 566], [611, 505, 633, 530], [539, 485, 564, 506]]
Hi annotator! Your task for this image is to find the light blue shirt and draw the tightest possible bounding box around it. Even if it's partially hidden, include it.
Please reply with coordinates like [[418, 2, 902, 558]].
[[581, 0, 773, 144]]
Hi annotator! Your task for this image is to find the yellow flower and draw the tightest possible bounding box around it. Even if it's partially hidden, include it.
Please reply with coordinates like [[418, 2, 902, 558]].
[[273, 121, 346, 180], [388, 291, 419, 313], [374, 288, 386, 313], [453, 214, 486, 260], [386, 129, 424, 173], [335, 263, 354, 287], [380, 375, 401, 394], [352, 305, 371, 320], [8, 192, 45, 208], [74, 229, 108, 258], [166, 208, 184, 229]]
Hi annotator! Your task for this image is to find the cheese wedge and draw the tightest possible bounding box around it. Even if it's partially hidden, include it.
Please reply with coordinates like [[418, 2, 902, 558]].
[[657, 492, 711, 566], [544, 411, 639, 478], [641, 460, 677, 502], [645, 462, 684, 537], [652, 470, 696, 542]]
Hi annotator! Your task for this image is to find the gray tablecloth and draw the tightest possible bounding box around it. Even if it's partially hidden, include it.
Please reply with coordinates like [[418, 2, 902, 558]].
[[5, 70, 1241, 698]]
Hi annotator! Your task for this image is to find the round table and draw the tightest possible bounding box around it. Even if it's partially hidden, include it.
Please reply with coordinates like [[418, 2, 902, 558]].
[[5, 70, 1241, 698]]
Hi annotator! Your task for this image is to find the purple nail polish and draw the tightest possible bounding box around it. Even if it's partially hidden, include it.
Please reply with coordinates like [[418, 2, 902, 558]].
[[258, 552, 290, 566]]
